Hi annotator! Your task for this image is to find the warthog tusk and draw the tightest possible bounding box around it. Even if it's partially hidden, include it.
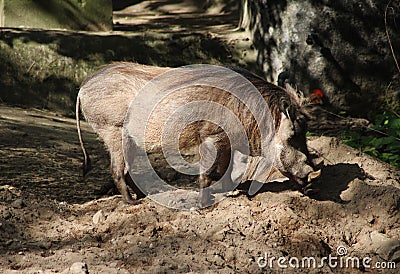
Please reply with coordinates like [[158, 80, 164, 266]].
[[307, 169, 321, 183]]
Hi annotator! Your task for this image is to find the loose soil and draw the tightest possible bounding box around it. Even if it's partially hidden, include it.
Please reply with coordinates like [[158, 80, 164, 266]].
[[1, 1, 399, 273], [0, 103, 399, 274]]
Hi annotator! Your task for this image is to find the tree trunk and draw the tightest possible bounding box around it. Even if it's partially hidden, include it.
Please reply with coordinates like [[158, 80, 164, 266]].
[[240, 0, 400, 117]]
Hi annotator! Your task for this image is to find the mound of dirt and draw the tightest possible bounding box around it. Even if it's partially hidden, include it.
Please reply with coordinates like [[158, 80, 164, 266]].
[[0, 105, 399, 273]]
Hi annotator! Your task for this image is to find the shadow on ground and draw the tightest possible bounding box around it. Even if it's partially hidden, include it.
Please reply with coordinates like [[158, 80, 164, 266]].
[[0, 107, 112, 204], [237, 163, 365, 203], [0, 5, 239, 114]]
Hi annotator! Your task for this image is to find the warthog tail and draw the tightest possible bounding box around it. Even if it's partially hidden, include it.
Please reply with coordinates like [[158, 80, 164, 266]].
[[75, 94, 92, 178]]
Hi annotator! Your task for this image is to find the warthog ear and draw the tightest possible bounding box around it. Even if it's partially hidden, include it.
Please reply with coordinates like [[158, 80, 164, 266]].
[[284, 83, 310, 107], [283, 83, 316, 121]]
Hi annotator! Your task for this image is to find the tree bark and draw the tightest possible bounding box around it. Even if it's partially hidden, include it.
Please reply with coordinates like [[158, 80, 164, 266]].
[[239, 0, 400, 117]]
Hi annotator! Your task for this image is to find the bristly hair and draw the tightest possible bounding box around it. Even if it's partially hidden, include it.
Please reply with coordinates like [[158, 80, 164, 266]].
[[284, 83, 312, 107], [227, 67, 300, 127], [284, 83, 315, 121]]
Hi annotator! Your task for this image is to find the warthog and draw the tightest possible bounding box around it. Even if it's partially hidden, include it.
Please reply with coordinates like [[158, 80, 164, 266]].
[[76, 62, 321, 206]]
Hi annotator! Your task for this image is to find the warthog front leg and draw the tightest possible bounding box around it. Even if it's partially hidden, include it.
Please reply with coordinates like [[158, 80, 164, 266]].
[[198, 134, 232, 207]]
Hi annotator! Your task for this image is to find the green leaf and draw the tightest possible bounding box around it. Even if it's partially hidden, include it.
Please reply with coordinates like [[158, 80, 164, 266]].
[[387, 142, 400, 150], [370, 136, 396, 148]]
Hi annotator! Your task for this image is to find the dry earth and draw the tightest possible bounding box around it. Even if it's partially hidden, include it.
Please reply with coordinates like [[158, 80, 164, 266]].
[[0, 104, 399, 274], [1, 1, 400, 273]]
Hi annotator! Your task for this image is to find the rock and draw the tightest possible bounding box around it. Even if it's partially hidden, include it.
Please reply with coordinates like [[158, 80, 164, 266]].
[[69, 262, 89, 274], [1, 210, 12, 220], [205, 227, 228, 242], [356, 231, 400, 263], [11, 198, 25, 208], [37, 207, 54, 220], [370, 231, 400, 262], [0, 185, 21, 197], [93, 210, 105, 224]]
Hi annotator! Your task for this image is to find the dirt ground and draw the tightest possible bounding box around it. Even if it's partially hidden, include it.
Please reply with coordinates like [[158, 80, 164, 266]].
[[0, 101, 399, 274], [0, 1, 399, 273]]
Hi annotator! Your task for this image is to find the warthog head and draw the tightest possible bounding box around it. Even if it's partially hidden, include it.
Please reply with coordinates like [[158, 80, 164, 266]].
[[273, 84, 321, 193]]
